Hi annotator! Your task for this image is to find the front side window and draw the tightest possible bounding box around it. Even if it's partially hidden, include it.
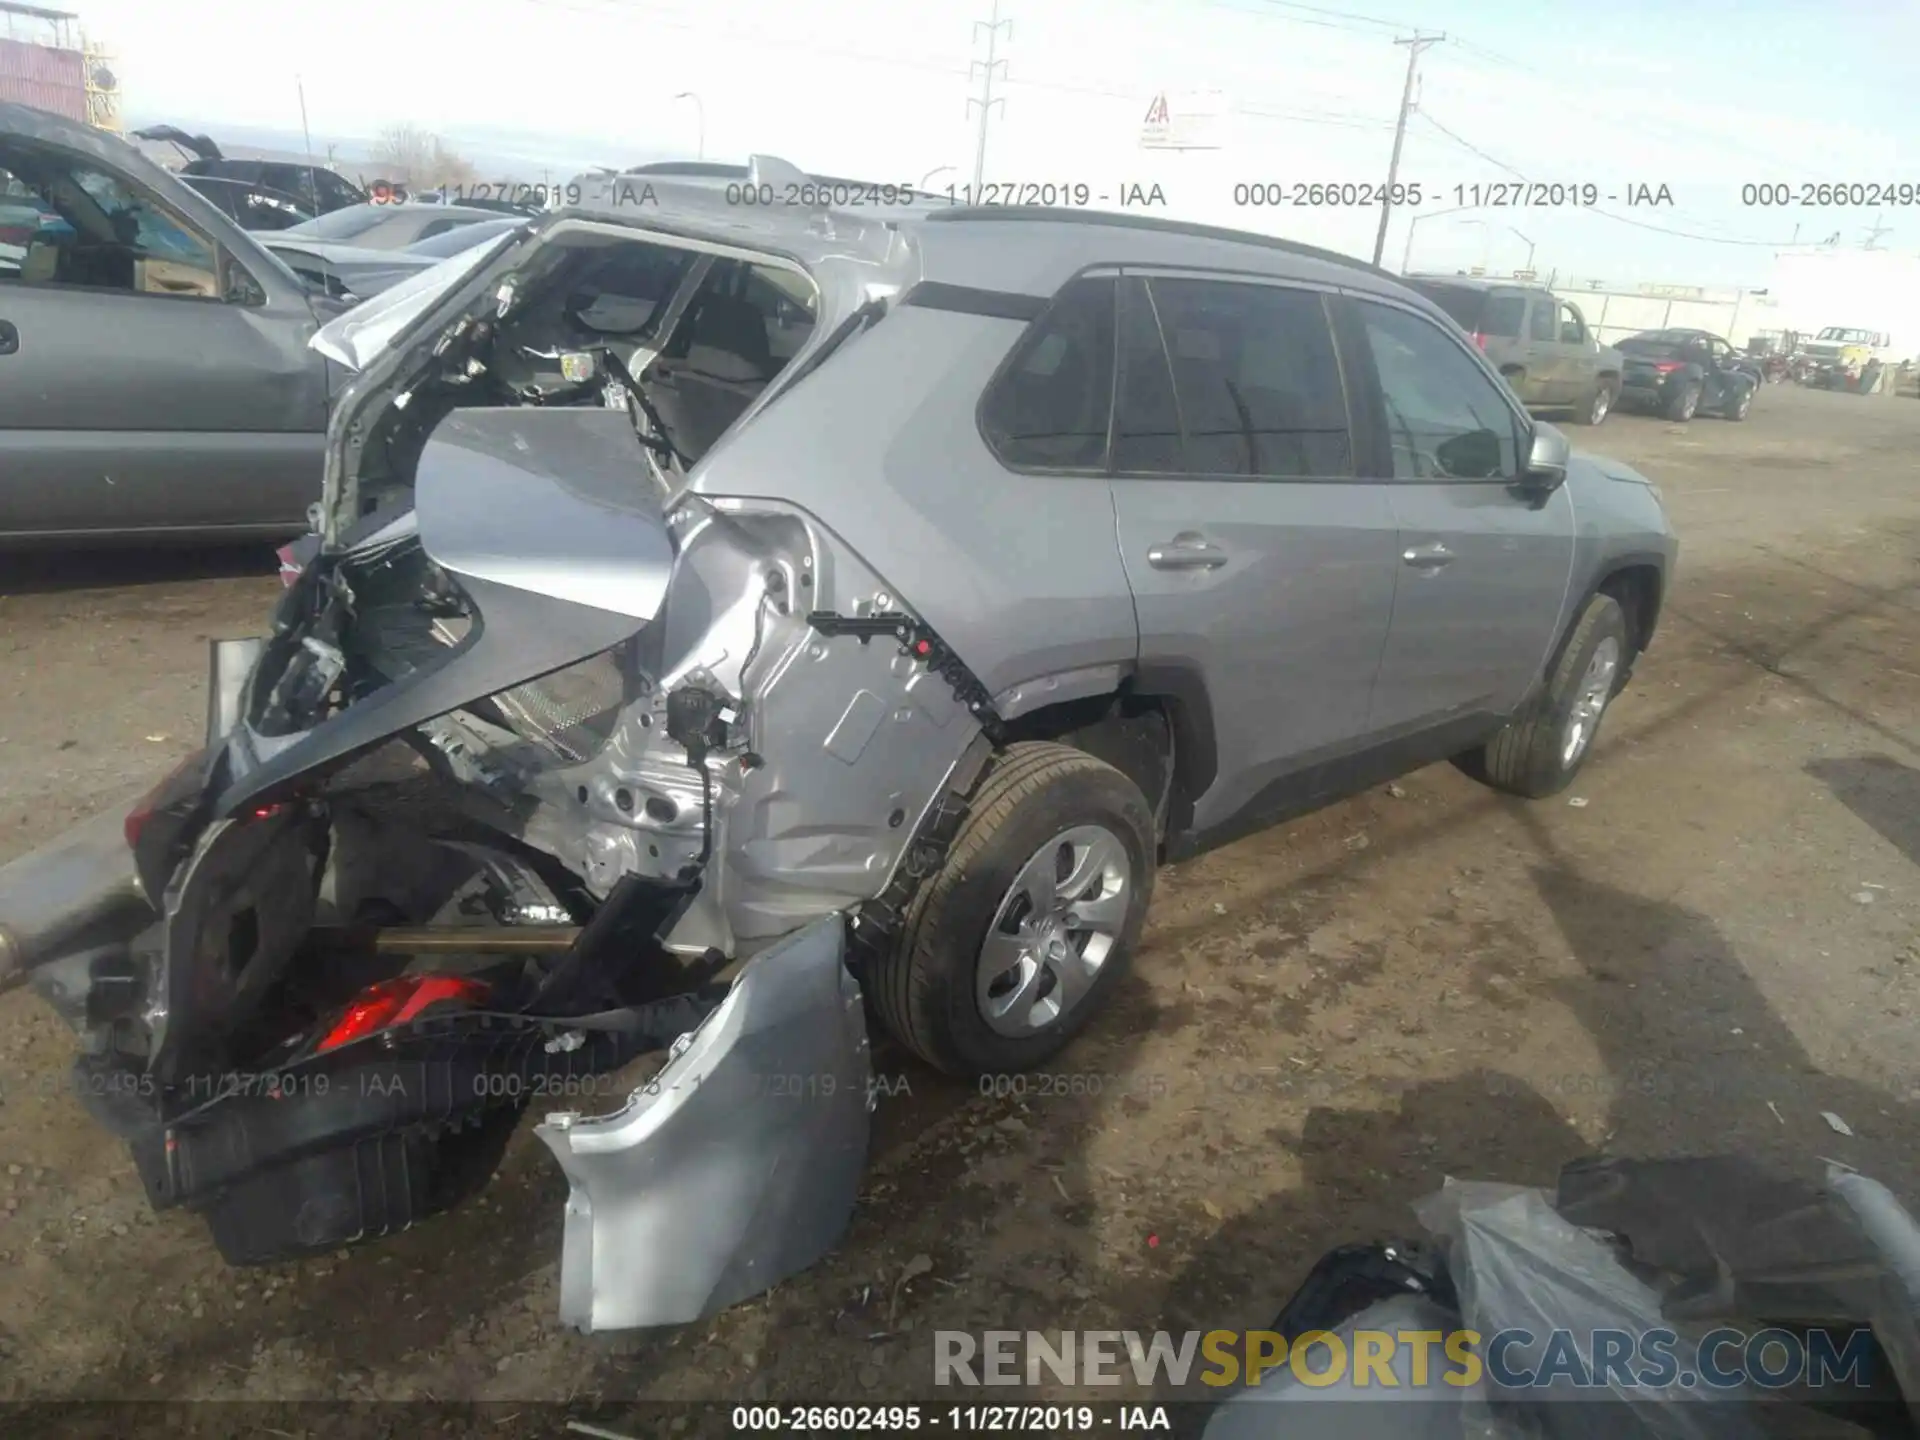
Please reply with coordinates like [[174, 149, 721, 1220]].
[[1143, 276, 1352, 477], [978, 275, 1115, 470], [1355, 299, 1520, 482], [1558, 303, 1586, 344], [0, 140, 221, 297]]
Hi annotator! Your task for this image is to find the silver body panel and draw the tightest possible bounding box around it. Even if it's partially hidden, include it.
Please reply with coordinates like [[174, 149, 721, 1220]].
[[535, 913, 869, 1331]]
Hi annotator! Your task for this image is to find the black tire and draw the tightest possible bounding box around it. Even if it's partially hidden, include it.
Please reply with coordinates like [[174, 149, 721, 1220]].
[[1454, 593, 1632, 799], [1725, 384, 1753, 421], [1664, 381, 1700, 422], [1570, 379, 1614, 426], [870, 741, 1155, 1076]]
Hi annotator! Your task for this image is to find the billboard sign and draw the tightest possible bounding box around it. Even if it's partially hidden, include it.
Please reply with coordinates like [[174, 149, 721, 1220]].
[[1140, 89, 1228, 150]]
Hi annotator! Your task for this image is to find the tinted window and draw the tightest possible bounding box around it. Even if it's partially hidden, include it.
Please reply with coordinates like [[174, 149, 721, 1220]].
[[0, 140, 222, 297], [979, 276, 1115, 470], [1112, 278, 1181, 473], [1527, 298, 1555, 341], [1480, 295, 1526, 337], [1143, 277, 1351, 477], [1620, 332, 1687, 357], [1409, 281, 1485, 331], [1355, 300, 1519, 481]]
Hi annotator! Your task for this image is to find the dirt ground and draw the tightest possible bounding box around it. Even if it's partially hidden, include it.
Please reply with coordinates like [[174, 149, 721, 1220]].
[[2, 383, 1918, 1427]]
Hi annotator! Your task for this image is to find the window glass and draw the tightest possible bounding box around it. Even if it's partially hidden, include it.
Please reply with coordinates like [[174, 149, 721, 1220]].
[[1557, 303, 1585, 343], [1113, 277, 1181, 473], [1406, 280, 1484, 332], [1355, 299, 1519, 482], [1480, 295, 1526, 337], [1527, 298, 1555, 341], [979, 276, 1115, 470], [0, 142, 220, 296], [1145, 277, 1351, 477]]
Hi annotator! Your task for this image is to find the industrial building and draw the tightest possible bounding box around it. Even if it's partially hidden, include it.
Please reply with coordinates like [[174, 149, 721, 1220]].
[[0, 1, 118, 130]]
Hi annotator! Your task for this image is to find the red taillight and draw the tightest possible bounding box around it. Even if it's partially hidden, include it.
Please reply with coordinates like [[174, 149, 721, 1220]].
[[1469, 332, 1488, 350], [276, 542, 302, 589], [1652, 360, 1684, 374], [124, 755, 197, 849], [315, 974, 490, 1054]]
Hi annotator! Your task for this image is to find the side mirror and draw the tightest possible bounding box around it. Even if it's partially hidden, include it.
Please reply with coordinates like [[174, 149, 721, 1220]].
[[1520, 423, 1570, 495]]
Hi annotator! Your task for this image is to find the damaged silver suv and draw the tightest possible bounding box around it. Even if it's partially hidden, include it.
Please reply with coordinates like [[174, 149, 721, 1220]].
[[0, 158, 1676, 1332]]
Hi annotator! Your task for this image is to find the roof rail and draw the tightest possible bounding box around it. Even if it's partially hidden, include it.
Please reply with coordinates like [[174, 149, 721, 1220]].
[[920, 206, 1397, 281]]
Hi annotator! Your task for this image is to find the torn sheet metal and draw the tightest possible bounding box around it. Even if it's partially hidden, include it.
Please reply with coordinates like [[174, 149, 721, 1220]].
[[535, 912, 870, 1331]]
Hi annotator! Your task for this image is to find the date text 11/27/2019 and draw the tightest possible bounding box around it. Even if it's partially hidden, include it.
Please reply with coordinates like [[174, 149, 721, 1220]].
[[1230, 181, 1676, 209]]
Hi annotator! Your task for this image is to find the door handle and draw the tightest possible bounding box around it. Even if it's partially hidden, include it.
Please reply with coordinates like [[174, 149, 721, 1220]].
[[1402, 542, 1453, 570], [0, 321, 16, 356], [1147, 535, 1228, 571]]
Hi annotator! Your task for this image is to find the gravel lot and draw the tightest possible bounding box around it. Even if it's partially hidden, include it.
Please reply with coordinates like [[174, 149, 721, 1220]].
[[2, 383, 1918, 1426]]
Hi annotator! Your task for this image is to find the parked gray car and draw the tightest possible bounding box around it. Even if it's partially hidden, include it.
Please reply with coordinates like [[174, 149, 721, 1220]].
[[0, 161, 1676, 1332], [0, 102, 346, 545], [277, 201, 500, 251], [1406, 275, 1624, 426]]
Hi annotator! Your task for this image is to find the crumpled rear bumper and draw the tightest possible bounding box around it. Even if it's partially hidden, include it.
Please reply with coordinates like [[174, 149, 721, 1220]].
[[535, 912, 872, 1331]]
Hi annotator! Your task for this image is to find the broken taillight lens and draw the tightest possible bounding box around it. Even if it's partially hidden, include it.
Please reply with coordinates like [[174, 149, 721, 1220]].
[[315, 974, 491, 1054], [123, 753, 203, 849]]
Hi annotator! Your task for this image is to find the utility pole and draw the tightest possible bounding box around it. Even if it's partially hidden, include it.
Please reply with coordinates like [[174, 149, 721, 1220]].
[[967, 0, 1011, 193], [1372, 30, 1443, 267]]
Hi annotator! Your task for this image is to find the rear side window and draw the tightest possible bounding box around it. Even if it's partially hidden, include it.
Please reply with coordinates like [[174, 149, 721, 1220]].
[[1409, 282, 1483, 331], [1527, 298, 1556, 341], [979, 276, 1116, 471], [1481, 295, 1525, 337], [1144, 276, 1352, 477]]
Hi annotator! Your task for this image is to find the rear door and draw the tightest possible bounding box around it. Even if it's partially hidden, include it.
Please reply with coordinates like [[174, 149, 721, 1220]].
[[1342, 294, 1575, 732], [1514, 292, 1561, 404], [1105, 272, 1401, 837], [0, 137, 327, 540]]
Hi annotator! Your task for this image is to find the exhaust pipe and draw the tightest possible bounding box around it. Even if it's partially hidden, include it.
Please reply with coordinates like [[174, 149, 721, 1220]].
[[0, 804, 157, 997]]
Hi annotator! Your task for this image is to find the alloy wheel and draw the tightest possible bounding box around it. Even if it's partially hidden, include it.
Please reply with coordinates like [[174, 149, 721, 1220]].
[[976, 825, 1131, 1037], [1561, 635, 1621, 767]]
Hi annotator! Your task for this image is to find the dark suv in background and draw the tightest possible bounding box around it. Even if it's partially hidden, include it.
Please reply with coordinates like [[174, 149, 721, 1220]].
[[1407, 276, 1623, 427]]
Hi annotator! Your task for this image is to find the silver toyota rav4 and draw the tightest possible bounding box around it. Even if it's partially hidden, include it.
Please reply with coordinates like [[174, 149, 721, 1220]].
[[0, 158, 1676, 1332]]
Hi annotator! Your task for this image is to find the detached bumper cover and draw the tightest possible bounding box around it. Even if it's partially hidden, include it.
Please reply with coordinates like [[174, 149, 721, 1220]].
[[536, 912, 871, 1331], [0, 804, 154, 1005]]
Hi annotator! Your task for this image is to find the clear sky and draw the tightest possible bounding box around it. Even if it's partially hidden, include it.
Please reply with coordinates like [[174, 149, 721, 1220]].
[[81, 0, 1911, 286]]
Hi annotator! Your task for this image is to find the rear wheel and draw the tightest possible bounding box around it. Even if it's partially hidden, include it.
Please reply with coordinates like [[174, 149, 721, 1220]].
[[871, 742, 1155, 1076], [1665, 382, 1701, 422], [1455, 593, 1631, 799], [1572, 379, 1614, 426]]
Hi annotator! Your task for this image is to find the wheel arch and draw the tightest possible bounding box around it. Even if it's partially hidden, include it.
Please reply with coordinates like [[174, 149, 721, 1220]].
[[995, 665, 1215, 852]]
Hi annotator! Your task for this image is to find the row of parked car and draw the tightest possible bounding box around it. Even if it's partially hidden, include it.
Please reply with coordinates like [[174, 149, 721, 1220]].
[[1, 97, 1717, 548], [1405, 275, 1764, 426]]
